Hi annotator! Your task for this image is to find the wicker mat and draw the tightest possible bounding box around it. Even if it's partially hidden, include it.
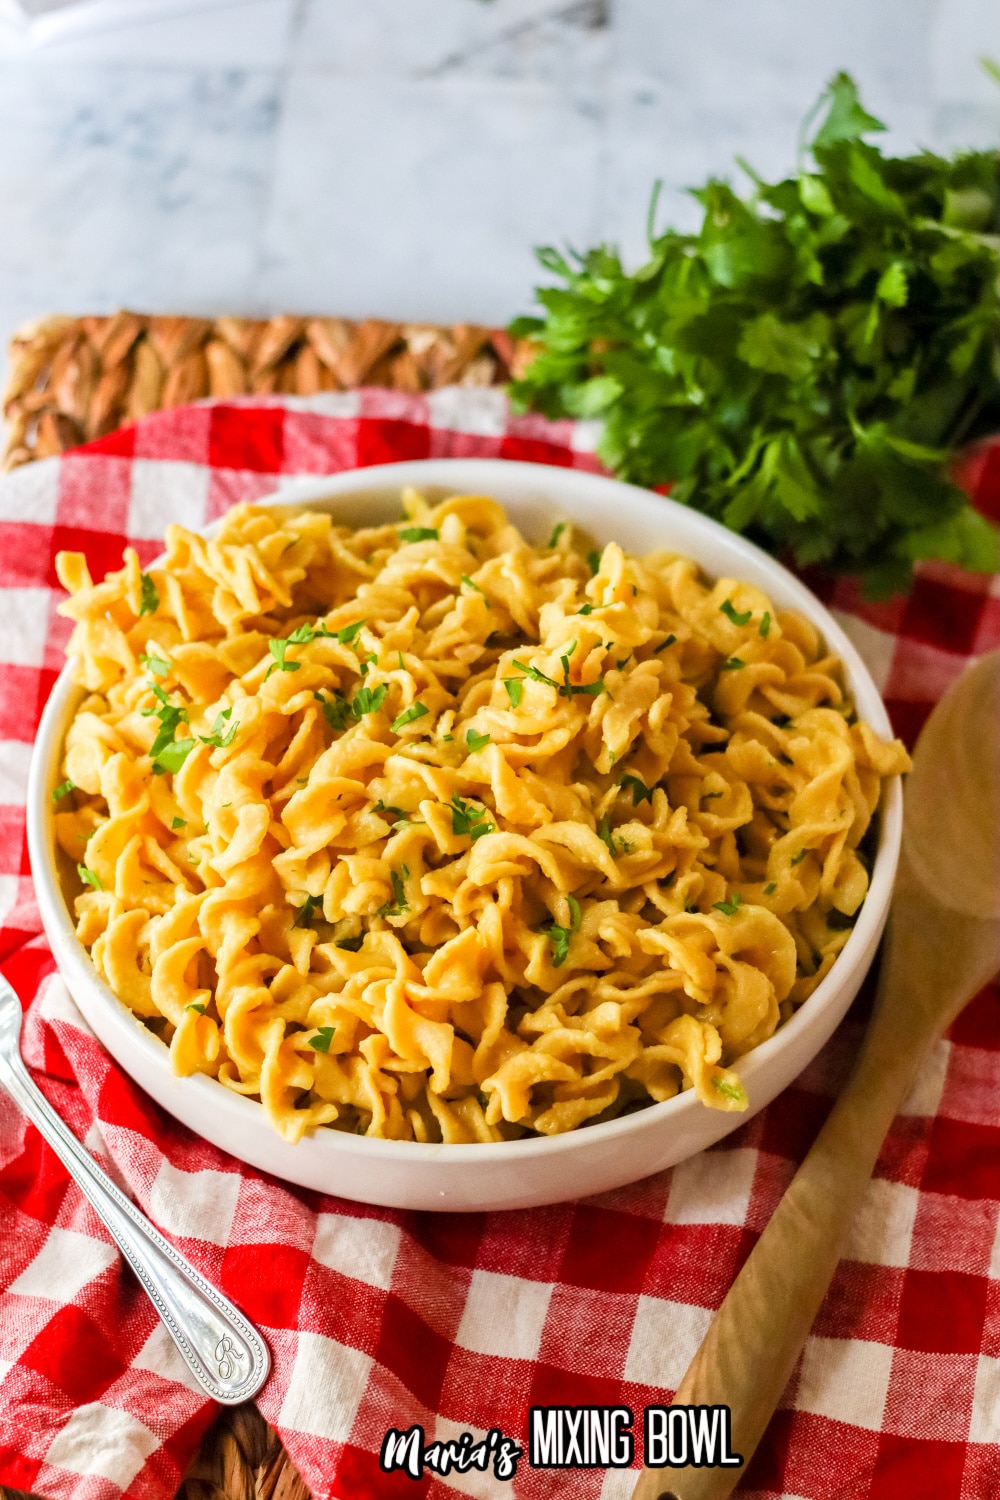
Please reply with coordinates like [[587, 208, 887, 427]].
[[1, 308, 534, 1500], [2, 311, 531, 469]]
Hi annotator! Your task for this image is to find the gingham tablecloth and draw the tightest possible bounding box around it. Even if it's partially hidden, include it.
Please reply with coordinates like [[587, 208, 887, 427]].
[[1, 389, 999, 1500]]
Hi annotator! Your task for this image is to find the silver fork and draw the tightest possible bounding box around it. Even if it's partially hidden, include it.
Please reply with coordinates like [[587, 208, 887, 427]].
[[0, 974, 270, 1404]]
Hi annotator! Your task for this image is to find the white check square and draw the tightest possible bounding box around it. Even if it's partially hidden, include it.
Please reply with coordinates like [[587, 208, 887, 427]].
[[665, 1147, 757, 1226], [624, 1295, 713, 1388], [44, 1402, 159, 1486], [843, 1178, 919, 1268], [9, 1225, 118, 1302], [455, 1269, 552, 1361], [796, 1337, 893, 1431], [149, 1158, 241, 1246], [311, 1212, 401, 1291], [278, 1331, 372, 1442]]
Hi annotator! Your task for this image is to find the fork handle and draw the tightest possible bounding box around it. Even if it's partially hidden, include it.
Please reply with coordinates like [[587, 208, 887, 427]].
[[0, 1041, 269, 1405]]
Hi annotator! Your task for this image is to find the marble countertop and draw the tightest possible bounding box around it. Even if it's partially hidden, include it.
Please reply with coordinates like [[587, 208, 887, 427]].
[[1, 0, 999, 380]]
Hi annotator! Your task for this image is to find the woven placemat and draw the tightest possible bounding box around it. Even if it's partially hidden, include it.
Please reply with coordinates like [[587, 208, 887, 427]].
[[2, 311, 532, 469], [0, 308, 535, 1500]]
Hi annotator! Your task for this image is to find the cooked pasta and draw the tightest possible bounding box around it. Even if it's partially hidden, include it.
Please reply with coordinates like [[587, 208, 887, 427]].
[[52, 491, 910, 1144]]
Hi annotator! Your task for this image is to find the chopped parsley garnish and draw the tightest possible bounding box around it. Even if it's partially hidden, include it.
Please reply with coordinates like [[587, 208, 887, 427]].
[[186, 1002, 207, 1015], [721, 657, 745, 671], [336, 934, 364, 952], [199, 707, 237, 749], [265, 637, 301, 678], [77, 864, 103, 891], [720, 599, 752, 626], [586, 549, 602, 576], [352, 683, 388, 717], [377, 868, 409, 918], [466, 728, 491, 752], [654, 634, 677, 653], [542, 893, 582, 967], [451, 794, 493, 841], [316, 691, 352, 731], [548, 521, 567, 548], [620, 773, 653, 805], [764, 882, 777, 895], [791, 848, 808, 865], [597, 818, 615, 854], [759, 611, 771, 639], [138, 572, 159, 617], [308, 1025, 336, 1053], [139, 652, 171, 676], [712, 893, 742, 916], [373, 800, 407, 818], [461, 575, 490, 604], [398, 526, 438, 543], [578, 602, 594, 615], [171, 816, 187, 830], [713, 1076, 746, 1102], [512, 658, 558, 689], [391, 702, 429, 733], [143, 685, 195, 774], [52, 779, 75, 803], [332, 619, 366, 645], [503, 678, 524, 708], [154, 739, 196, 774], [293, 894, 323, 929]]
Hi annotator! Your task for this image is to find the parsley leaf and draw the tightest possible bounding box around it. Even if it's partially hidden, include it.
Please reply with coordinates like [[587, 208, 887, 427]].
[[154, 738, 196, 775], [578, 602, 594, 615], [139, 652, 171, 676], [333, 620, 366, 645], [308, 1025, 336, 1053], [721, 657, 746, 671], [720, 599, 752, 626], [713, 1075, 746, 1103], [541, 893, 582, 967], [654, 634, 677, 653], [586, 549, 602, 576], [398, 526, 438, 543], [791, 848, 808, 865], [171, 816, 187, 830], [77, 864, 103, 891], [186, 1002, 207, 1015], [764, 881, 777, 894], [712, 893, 742, 916], [466, 728, 491, 752], [138, 572, 159, 617], [391, 702, 429, 733], [377, 868, 409, 918], [266, 637, 301, 678], [352, 683, 388, 717], [451, 794, 494, 841], [52, 779, 75, 802], [512, 658, 559, 689], [199, 708, 237, 749], [336, 934, 364, 952], [620, 773, 653, 805], [461, 575, 490, 605], [293, 894, 323, 929], [548, 521, 567, 547], [759, 611, 771, 639], [503, 678, 524, 707]]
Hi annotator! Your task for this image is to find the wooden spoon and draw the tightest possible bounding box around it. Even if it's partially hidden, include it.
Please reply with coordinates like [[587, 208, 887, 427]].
[[633, 649, 1000, 1500]]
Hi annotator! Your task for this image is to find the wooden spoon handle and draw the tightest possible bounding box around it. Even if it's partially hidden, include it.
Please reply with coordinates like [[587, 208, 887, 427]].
[[631, 867, 1000, 1500]]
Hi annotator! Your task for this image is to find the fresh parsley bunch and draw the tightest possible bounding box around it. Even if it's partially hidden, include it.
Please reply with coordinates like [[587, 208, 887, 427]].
[[510, 74, 1000, 594]]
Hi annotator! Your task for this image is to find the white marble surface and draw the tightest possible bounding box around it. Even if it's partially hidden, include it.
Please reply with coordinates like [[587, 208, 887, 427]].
[[1, 0, 999, 376]]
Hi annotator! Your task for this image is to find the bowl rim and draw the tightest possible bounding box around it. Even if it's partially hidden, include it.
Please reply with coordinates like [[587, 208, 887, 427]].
[[27, 457, 902, 1166]]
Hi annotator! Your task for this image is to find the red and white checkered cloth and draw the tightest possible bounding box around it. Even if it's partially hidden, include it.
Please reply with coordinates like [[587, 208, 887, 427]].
[[1, 388, 999, 1500]]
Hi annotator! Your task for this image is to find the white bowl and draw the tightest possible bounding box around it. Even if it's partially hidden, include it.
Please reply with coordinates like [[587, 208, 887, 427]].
[[27, 459, 902, 1211]]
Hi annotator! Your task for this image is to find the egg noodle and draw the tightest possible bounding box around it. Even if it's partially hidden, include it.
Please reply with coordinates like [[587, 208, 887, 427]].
[[52, 491, 910, 1144]]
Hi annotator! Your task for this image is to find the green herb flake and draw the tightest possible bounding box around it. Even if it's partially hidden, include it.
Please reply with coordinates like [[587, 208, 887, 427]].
[[171, 816, 187, 830], [586, 549, 602, 576], [466, 728, 491, 752], [153, 739, 196, 775], [139, 652, 171, 676], [713, 1075, 746, 1103], [52, 779, 75, 803], [461, 575, 490, 605], [199, 708, 237, 750], [720, 599, 752, 626], [503, 678, 524, 708], [77, 863, 103, 891], [541, 893, 581, 968], [578, 602, 594, 615], [512, 658, 559, 689], [308, 1025, 336, 1053], [377, 868, 410, 918], [654, 634, 677, 653], [597, 817, 615, 854], [391, 702, 429, 733], [336, 934, 364, 952], [620, 773, 653, 805], [791, 848, 808, 865], [721, 657, 746, 671], [712, 893, 742, 916], [398, 526, 439, 543], [266, 637, 301, 678], [352, 683, 389, 718], [548, 521, 567, 548], [451, 794, 494, 841], [138, 572, 159, 617], [764, 882, 777, 894], [759, 611, 772, 639], [293, 894, 323, 929]]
